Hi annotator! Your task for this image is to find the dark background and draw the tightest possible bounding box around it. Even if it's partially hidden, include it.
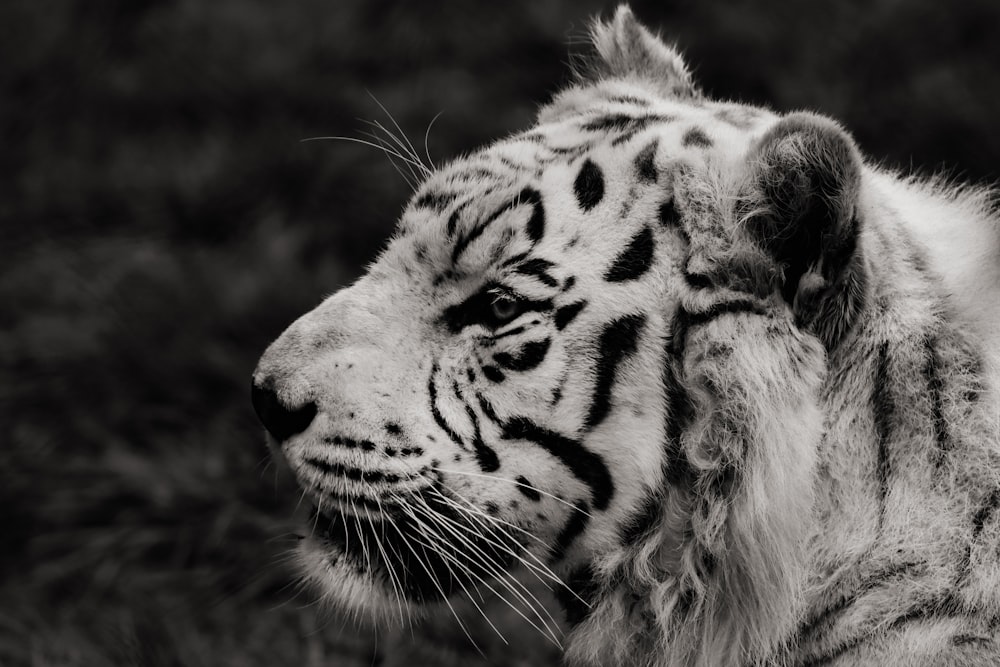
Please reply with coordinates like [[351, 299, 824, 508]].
[[3, 0, 998, 665]]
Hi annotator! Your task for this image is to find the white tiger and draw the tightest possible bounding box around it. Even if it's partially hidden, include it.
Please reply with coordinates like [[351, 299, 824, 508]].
[[252, 6, 1000, 665]]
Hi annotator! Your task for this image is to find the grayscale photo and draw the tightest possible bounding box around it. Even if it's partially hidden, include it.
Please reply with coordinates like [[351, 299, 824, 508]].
[[4, 1, 999, 665]]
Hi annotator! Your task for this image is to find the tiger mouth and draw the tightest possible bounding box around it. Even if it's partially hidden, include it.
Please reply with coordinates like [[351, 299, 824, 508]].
[[309, 487, 521, 603]]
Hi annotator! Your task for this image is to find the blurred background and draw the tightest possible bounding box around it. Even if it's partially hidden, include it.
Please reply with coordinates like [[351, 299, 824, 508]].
[[2, 0, 998, 665]]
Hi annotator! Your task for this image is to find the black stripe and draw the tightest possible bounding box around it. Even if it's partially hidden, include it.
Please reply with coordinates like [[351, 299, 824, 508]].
[[873, 341, 893, 530], [451, 187, 544, 265], [683, 271, 713, 289], [669, 307, 691, 359], [973, 489, 1000, 539], [556, 563, 600, 626], [550, 501, 590, 562], [658, 198, 685, 235], [475, 392, 501, 425], [663, 351, 694, 485], [798, 636, 867, 667], [684, 299, 769, 328], [493, 339, 551, 372], [413, 189, 457, 213], [428, 363, 467, 450], [799, 595, 965, 667], [522, 187, 545, 243], [549, 143, 592, 159], [451, 203, 510, 264], [321, 434, 377, 452], [309, 484, 396, 515], [618, 491, 661, 545], [581, 114, 643, 132], [585, 314, 646, 430], [446, 207, 462, 237], [555, 301, 587, 330], [515, 258, 558, 287], [580, 113, 675, 133], [634, 139, 659, 183], [500, 251, 532, 268], [574, 159, 605, 212], [304, 458, 406, 485], [924, 337, 950, 467], [514, 475, 541, 501], [605, 226, 655, 282], [609, 128, 644, 147], [482, 365, 505, 383], [796, 560, 926, 643], [489, 325, 526, 341], [606, 95, 652, 106], [953, 634, 993, 646], [681, 127, 713, 148], [462, 400, 500, 473], [502, 417, 613, 510]]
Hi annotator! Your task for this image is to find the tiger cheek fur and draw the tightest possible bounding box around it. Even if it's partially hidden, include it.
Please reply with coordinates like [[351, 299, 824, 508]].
[[251, 5, 1000, 666]]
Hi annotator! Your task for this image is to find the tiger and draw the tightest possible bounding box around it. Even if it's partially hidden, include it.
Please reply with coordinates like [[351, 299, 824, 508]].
[[250, 6, 1000, 666]]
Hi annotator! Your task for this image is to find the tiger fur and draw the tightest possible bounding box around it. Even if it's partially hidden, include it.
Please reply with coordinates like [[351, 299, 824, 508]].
[[251, 6, 1000, 665]]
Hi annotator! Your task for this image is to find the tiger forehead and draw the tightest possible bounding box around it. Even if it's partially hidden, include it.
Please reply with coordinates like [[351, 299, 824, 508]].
[[537, 81, 775, 152], [404, 95, 774, 219], [394, 94, 776, 280]]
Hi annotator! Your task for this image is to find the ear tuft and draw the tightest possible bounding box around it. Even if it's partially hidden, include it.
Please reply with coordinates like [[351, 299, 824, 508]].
[[585, 5, 699, 99], [742, 112, 868, 348]]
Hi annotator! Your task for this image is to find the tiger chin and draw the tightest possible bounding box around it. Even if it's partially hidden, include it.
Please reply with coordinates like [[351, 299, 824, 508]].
[[251, 6, 1000, 666]]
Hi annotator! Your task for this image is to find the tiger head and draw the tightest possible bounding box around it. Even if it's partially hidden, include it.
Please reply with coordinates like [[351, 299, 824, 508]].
[[252, 7, 868, 664]]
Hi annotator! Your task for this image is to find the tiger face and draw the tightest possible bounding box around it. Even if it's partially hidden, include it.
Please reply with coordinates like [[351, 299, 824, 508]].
[[251, 119, 689, 612], [252, 7, 864, 652]]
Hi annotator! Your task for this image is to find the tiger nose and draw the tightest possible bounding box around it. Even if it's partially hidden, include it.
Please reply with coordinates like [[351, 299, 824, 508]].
[[250, 379, 317, 442]]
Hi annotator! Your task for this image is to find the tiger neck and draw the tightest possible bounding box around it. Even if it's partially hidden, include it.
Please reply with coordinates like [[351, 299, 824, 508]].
[[804, 170, 999, 624]]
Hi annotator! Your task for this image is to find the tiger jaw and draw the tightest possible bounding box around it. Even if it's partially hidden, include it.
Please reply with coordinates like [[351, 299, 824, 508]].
[[300, 487, 525, 606]]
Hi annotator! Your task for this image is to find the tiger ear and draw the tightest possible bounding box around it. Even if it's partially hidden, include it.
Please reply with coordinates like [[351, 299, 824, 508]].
[[585, 5, 698, 99], [742, 112, 868, 349]]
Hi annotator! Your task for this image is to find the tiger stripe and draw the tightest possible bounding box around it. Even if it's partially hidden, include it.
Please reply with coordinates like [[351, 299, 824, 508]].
[[585, 314, 646, 430], [872, 341, 894, 532], [604, 226, 655, 283], [550, 501, 590, 562], [501, 417, 613, 511], [574, 159, 605, 211]]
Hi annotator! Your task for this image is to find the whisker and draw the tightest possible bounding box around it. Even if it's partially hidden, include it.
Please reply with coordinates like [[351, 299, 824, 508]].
[[365, 118, 429, 179], [405, 497, 558, 645], [427, 488, 584, 621], [402, 503, 503, 633], [410, 496, 563, 645], [393, 500, 492, 654], [301, 135, 428, 173], [373, 496, 407, 627], [434, 486, 592, 611], [423, 110, 443, 171], [366, 91, 427, 174], [349, 497, 373, 574], [407, 518, 559, 648], [430, 483, 552, 550], [434, 467, 595, 518], [429, 488, 562, 589], [359, 129, 419, 191]]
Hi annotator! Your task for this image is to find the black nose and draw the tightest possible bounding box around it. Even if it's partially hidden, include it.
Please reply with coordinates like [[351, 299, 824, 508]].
[[251, 379, 317, 442]]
